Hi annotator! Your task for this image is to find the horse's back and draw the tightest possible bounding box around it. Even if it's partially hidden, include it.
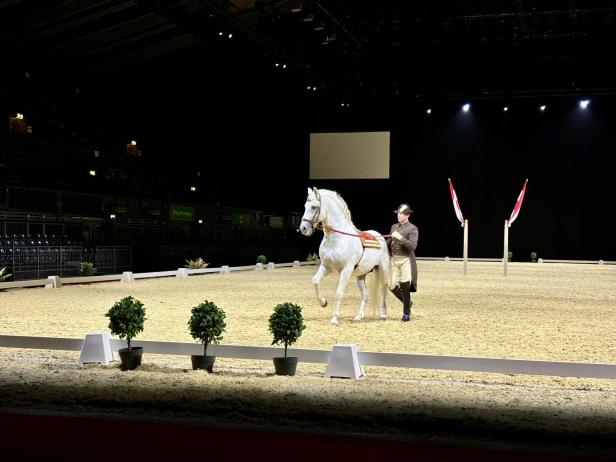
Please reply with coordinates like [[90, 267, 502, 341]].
[[364, 230, 388, 250], [364, 229, 384, 240]]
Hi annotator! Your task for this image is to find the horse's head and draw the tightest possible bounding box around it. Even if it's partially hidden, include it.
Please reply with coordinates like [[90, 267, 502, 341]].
[[299, 187, 322, 236]]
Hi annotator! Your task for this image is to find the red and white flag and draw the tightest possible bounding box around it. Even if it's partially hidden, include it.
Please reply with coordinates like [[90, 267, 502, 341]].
[[448, 178, 465, 227], [508, 179, 528, 227]]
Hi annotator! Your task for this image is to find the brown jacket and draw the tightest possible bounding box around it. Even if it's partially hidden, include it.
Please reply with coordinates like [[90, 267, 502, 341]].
[[387, 221, 419, 290]]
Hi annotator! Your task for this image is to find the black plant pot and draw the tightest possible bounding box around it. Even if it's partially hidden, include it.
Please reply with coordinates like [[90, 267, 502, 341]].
[[273, 356, 299, 376], [118, 347, 143, 371], [191, 355, 216, 372]]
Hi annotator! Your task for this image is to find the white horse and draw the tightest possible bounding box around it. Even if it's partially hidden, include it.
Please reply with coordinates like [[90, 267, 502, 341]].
[[299, 187, 391, 325]]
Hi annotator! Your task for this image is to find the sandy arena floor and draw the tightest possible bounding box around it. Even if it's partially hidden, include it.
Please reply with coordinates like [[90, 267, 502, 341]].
[[1, 261, 616, 455]]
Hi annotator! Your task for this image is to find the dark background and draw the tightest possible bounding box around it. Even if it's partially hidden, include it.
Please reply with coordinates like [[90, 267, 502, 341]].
[[1, 0, 615, 263]]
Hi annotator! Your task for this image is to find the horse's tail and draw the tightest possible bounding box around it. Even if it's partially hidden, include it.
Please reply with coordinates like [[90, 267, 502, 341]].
[[368, 266, 384, 318], [380, 244, 391, 290], [365, 234, 390, 318]]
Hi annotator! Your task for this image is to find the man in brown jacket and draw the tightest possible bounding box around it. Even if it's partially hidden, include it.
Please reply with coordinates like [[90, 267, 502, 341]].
[[387, 203, 419, 322]]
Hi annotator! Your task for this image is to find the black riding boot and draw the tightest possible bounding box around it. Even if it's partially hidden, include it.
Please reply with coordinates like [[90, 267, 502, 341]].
[[390, 285, 403, 302], [400, 281, 412, 321]]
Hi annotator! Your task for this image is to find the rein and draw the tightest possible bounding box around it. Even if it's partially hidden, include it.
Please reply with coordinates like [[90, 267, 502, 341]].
[[316, 223, 391, 239]]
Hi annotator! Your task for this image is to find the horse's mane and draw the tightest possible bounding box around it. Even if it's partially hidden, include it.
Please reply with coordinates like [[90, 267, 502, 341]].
[[319, 189, 353, 222]]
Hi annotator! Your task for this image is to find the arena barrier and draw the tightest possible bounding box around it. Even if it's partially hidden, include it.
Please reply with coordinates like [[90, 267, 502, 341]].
[[0, 260, 312, 290], [2, 257, 613, 291], [2, 333, 616, 380]]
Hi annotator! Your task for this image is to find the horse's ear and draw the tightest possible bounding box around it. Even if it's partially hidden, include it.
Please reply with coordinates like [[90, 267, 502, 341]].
[[307, 187, 315, 199]]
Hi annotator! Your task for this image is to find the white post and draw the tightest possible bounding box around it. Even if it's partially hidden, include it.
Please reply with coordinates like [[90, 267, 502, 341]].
[[463, 219, 468, 275], [325, 344, 363, 379], [79, 332, 114, 364], [121, 271, 135, 283], [45, 275, 62, 289], [503, 220, 509, 276]]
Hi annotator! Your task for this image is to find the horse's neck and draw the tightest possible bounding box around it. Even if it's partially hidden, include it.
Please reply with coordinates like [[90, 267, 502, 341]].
[[321, 195, 356, 234]]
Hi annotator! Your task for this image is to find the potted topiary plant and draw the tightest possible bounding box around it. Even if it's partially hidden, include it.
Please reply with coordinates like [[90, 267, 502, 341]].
[[268, 302, 306, 376], [105, 296, 146, 371], [306, 252, 319, 263], [256, 254, 268, 264], [80, 261, 93, 276], [188, 300, 226, 372], [530, 251, 538, 263]]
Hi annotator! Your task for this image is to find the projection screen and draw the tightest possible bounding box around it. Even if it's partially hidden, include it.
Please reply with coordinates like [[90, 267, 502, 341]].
[[309, 131, 390, 179]]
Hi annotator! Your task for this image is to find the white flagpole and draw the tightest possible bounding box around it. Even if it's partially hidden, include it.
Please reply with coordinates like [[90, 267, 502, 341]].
[[463, 219, 468, 275], [503, 220, 509, 276]]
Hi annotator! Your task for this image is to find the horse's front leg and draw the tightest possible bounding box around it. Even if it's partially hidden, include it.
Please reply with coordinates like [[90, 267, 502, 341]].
[[312, 264, 329, 307], [331, 266, 353, 325]]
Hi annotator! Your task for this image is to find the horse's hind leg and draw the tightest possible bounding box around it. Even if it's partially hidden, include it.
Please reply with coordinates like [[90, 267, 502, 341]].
[[379, 283, 388, 320], [353, 276, 368, 321], [312, 264, 329, 307]]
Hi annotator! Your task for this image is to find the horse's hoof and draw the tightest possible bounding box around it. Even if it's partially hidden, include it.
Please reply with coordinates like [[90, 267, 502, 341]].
[[379, 315, 387, 321], [353, 315, 363, 321], [319, 298, 328, 307], [329, 318, 338, 325]]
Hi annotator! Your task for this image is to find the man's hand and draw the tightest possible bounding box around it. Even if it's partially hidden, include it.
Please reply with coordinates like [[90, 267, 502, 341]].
[[392, 231, 403, 240]]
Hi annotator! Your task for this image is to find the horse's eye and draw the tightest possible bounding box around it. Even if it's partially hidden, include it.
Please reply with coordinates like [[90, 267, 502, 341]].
[[311, 205, 316, 210]]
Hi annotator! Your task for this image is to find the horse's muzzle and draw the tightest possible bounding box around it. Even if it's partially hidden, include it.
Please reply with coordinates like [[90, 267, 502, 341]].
[[299, 223, 313, 236]]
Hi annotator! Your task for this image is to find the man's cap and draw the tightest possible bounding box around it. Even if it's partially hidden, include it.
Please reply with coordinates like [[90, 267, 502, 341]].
[[394, 203, 413, 215]]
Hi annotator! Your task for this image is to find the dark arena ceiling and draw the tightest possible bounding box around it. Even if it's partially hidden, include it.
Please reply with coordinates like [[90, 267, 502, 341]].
[[2, 0, 616, 102], [2, 1, 616, 260]]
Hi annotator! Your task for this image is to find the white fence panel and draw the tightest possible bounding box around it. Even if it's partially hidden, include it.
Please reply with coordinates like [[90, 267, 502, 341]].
[[3, 334, 616, 379]]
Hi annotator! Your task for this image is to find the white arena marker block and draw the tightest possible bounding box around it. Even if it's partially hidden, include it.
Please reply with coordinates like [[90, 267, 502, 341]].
[[599, 260, 605, 265], [444, 256, 450, 262], [255, 263, 263, 271], [79, 332, 114, 365], [267, 262, 275, 270], [325, 344, 363, 379], [538, 258, 544, 264], [176, 268, 188, 278], [45, 275, 62, 289], [220, 265, 230, 274], [293, 260, 300, 267], [121, 271, 135, 283]]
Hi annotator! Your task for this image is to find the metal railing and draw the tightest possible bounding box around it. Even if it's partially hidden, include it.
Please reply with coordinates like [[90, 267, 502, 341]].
[[92, 246, 132, 274], [0, 245, 82, 279], [1, 245, 132, 280]]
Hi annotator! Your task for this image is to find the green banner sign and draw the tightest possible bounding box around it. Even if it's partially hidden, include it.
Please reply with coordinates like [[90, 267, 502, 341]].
[[170, 205, 194, 221]]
